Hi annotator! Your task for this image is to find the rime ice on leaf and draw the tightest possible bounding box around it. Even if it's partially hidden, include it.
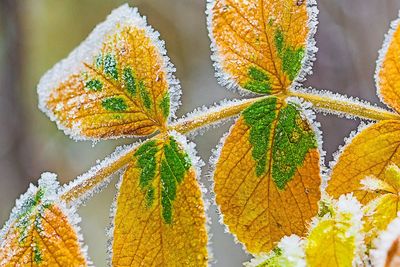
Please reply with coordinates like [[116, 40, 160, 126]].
[[305, 195, 364, 267], [361, 165, 400, 245], [328, 12, 400, 205], [212, 97, 321, 253], [376, 11, 400, 113], [111, 133, 208, 266], [207, 0, 318, 95], [244, 235, 306, 267], [0, 173, 89, 267], [37, 4, 180, 141], [327, 121, 400, 204], [371, 217, 400, 267]]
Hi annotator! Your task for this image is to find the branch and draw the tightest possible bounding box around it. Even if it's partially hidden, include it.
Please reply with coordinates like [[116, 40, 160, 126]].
[[60, 88, 400, 205]]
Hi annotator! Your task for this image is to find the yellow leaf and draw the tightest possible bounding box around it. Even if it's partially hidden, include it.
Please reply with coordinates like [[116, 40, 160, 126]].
[[213, 97, 321, 253], [0, 173, 88, 267], [371, 217, 400, 267], [376, 14, 400, 113], [327, 121, 400, 204], [362, 165, 400, 245], [38, 5, 177, 140], [208, 0, 317, 95], [112, 134, 208, 266], [305, 195, 364, 267]]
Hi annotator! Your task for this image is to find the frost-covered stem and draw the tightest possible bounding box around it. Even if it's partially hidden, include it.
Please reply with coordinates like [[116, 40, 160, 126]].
[[169, 96, 265, 134], [60, 149, 135, 204], [291, 90, 400, 121], [60, 88, 400, 204]]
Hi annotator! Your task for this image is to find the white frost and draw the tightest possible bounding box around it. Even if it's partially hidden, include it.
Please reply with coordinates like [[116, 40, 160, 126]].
[[374, 10, 400, 111], [37, 4, 181, 141], [206, 0, 319, 95], [371, 216, 400, 267], [59, 142, 141, 207], [0, 173, 93, 266]]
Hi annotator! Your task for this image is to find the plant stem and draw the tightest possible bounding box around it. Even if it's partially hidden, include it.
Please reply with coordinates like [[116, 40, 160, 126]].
[[61, 89, 400, 204], [169, 97, 265, 134], [60, 147, 136, 205], [291, 90, 400, 121]]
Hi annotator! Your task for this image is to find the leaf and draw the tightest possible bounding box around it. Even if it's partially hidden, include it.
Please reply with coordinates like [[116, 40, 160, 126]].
[[112, 135, 208, 266], [0, 173, 88, 267], [208, 0, 316, 95], [37, 4, 178, 140], [371, 217, 400, 267], [327, 121, 400, 204], [305, 195, 363, 267], [244, 235, 306, 267], [213, 97, 321, 253], [361, 165, 400, 245], [376, 14, 400, 113]]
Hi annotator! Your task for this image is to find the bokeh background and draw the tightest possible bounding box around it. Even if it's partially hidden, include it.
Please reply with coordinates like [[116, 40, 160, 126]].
[[1, 0, 400, 266]]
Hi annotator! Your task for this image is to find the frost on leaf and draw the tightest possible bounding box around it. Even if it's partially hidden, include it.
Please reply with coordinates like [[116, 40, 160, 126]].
[[305, 195, 364, 267], [0, 173, 88, 267], [111, 134, 208, 266], [37, 4, 180, 141], [376, 11, 400, 113], [371, 217, 400, 267], [207, 0, 318, 95], [327, 120, 400, 204], [244, 235, 306, 267], [212, 96, 321, 254], [361, 165, 400, 245]]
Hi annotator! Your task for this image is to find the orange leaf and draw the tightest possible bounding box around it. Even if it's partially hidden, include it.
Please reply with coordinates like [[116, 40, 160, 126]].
[[208, 0, 317, 95], [213, 97, 321, 253], [38, 4, 178, 140], [0, 173, 88, 267], [111, 134, 208, 266], [327, 121, 400, 204], [376, 14, 400, 113]]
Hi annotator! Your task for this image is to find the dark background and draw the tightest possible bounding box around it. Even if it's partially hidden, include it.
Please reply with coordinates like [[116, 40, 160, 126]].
[[1, 0, 399, 266]]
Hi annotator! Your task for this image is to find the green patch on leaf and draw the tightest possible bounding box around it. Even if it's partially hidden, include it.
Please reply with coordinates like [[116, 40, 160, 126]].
[[139, 81, 152, 109], [145, 187, 155, 208], [243, 66, 272, 94], [160, 137, 192, 224], [160, 93, 170, 118], [85, 79, 103, 91], [103, 54, 118, 80], [134, 137, 192, 224], [95, 54, 103, 69], [33, 240, 43, 264], [102, 97, 127, 112], [123, 67, 137, 96], [274, 29, 305, 81], [243, 97, 278, 177], [272, 103, 317, 189], [135, 140, 159, 208]]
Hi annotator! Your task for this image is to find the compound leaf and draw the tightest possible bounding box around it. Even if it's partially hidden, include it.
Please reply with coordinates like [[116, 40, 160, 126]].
[[0, 173, 88, 267], [213, 97, 321, 253], [208, 0, 316, 95], [112, 135, 208, 266], [376, 14, 400, 113], [38, 4, 178, 140], [327, 121, 400, 204]]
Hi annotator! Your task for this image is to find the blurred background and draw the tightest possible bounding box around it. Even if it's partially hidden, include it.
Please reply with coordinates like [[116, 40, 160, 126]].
[[1, 0, 400, 266]]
